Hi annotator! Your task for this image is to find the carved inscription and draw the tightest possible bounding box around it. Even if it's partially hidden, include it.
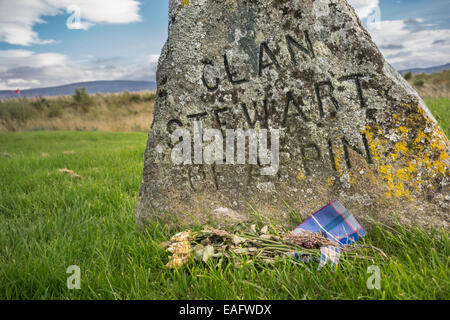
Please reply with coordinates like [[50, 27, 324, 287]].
[[201, 31, 316, 90], [172, 30, 377, 191]]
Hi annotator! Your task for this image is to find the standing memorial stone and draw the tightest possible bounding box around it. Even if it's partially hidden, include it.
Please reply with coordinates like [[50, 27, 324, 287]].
[[137, 0, 449, 229]]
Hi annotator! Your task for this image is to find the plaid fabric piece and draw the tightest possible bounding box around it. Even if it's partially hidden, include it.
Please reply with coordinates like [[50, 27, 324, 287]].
[[293, 200, 367, 246], [317, 246, 341, 273], [288, 252, 317, 263]]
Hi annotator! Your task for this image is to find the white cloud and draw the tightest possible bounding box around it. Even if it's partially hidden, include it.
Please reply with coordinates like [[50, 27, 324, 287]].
[[0, 0, 141, 46], [348, 0, 379, 19], [0, 50, 68, 67], [347, 0, 450, 70], [368, 20, 450, 70], [1, 0, 447, 89], [147, 54, 160, 64], [0, 49, 158, 90]]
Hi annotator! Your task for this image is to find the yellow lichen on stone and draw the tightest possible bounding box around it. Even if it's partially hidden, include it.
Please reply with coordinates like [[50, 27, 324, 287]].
[[333, 146, 345, 176], [392, 141, 409, 160], [327, 177, 335, 186], [398, 126, 410, 135], [413, 131, 428, 149], [363, 123, 428, 199], [348, 170, 356, 185], [362, 125, 383, 162], [406, 161, 417, 174], [391, 182, 411, 199], [410, 125, 449, 176], [396, 168, 409, 182], [297, 171, 307, 181], [385, 106, 449, 185], [400, 102, 416, 109], [379, 164, 411, 199], [181, 0, 190, 8]]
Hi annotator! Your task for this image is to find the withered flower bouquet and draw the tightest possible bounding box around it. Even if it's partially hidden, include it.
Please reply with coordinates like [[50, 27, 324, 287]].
[[162, 225, 386, 269]]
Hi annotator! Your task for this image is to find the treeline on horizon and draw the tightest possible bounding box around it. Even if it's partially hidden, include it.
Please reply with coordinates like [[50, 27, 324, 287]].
[[0, 89, 156, 132], [0, 70, 448, 134]]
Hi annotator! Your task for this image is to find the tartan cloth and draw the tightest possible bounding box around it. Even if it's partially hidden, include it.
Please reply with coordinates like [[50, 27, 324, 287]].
[[293, 200, 367, 246], [288, 252, 316, 263], [317, 246, 341, 273]]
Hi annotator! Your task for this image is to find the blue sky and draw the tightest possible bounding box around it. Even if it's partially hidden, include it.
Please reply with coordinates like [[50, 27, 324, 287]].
[[0, 0, 448, 89]]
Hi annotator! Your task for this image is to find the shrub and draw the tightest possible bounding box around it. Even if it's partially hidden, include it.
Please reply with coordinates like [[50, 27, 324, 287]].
[[48, 104, 63, 118], [118, 91, 142, 105], [129, 93, 142, 103], [142, 92, 156, 102], [413, 79, 425, 88], [0, 99, 37, 122], [72, 88, 93, 112], [32, 97, 51, 111], [403, 72, 412, 80]]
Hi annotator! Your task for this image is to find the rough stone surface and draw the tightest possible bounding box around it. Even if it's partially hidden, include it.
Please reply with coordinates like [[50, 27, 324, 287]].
[[137, 0, 450, 229]]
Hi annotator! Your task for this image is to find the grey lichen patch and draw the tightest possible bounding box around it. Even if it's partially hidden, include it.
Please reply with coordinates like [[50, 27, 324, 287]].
[[137, 0, 449, 230]]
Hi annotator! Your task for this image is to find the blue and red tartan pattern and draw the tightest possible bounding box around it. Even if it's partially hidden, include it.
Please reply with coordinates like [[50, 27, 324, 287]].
[[317, 246, 341, 273], [293, 200, 367, 246], [288, 252, 315, 263], [289, 200, 367, 271]]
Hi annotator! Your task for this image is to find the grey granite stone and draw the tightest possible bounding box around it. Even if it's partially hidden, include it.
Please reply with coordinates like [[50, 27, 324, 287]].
[[137, 0, 449, 229]]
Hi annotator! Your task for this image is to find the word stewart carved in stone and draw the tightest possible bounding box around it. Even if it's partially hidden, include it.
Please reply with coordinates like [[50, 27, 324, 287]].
[[137, 0, 449, 229]]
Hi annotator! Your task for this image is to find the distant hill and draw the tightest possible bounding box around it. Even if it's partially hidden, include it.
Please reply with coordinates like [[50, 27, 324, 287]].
[[1, 63, 448, 100], [399, 63, 450, 76], [0, 80, 156, 100]]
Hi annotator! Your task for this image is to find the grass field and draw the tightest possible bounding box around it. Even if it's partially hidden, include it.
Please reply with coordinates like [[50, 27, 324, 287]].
[[0, 97, 449, 300], [0, 122, 449, 299]]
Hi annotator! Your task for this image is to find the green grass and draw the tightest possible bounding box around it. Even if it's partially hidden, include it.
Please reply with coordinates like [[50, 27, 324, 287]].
[[0, 99, 448, 300], [425, 98, 450, 136], [0, 131, 448, 300]]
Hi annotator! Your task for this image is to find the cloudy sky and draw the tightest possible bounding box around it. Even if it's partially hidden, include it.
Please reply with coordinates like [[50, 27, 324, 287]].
[[0, 0, 449, 90]]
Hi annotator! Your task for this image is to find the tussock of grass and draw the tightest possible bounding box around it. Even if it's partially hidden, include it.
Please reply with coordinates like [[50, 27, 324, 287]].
[[0, 90, 156, 132], [407, 70, 450, 99], [425, 98, 450, 137], [0, 132, 448, 299]]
